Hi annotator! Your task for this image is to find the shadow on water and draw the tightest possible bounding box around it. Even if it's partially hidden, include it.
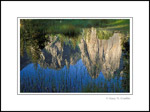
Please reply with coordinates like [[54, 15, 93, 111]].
[[20, 19, 130, 93]]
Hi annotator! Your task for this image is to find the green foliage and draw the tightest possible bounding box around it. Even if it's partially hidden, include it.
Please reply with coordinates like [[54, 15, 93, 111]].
[[120, 33, 130, 92], [97, 29, 113, 40], [47, 24, 81, 37], [20, 19, 49, 63]]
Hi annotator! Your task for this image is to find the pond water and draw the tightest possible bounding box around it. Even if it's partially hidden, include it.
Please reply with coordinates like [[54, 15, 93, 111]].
[[20, 20, 130, 93], [21, 60, 123, 92]]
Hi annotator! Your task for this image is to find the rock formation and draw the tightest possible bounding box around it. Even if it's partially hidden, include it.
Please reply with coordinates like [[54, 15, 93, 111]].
[[79, 28, 123, 78], [21, 28, 123, 79], [38, 37, 81, 70]]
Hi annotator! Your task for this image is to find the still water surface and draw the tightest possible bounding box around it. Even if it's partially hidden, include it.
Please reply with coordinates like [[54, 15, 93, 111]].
[[20, 27, 127, 92]]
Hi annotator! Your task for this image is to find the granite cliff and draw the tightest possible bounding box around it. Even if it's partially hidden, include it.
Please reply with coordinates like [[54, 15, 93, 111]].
[[79, 28, 123, 78], [21, 28, 123, 79]]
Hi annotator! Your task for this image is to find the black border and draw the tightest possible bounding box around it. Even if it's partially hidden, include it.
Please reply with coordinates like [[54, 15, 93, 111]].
[[17, 17, 133, 95]]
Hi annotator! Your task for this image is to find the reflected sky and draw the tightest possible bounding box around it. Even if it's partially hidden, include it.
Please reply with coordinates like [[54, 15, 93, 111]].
[[21, 59, 123, 92]]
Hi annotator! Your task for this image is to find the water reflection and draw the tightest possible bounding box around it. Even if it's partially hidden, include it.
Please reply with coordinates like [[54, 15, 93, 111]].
[[21, 59, 123, 92], [20, 20, 130, 93]]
